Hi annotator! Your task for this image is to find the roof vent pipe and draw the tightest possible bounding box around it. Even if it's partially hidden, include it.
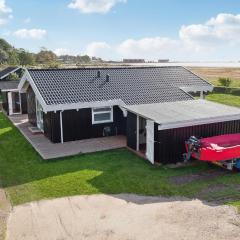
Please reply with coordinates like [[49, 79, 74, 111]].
[[106, 74, 110, 82], [97, 70, 101, 78]]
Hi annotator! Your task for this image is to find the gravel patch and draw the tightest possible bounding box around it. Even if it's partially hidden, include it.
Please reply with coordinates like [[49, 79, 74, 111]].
[[0, 189, 11, 240], [7, 194, 240, 240]]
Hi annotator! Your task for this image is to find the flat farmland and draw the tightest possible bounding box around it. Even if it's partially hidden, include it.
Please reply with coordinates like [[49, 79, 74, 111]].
[[189, 67, 240, 87]]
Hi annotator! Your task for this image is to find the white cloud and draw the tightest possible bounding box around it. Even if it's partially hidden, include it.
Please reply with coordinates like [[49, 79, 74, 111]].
[[117, 37, 180, 59], [207, 13, 240, 26], [13, 29, 47, 39], [179, 13, 240, 51], [85, 41, 112, 59], [83, 13, 240, 61], [68, 0, 126, 14], [54, 48, 71, 56], [0, 0, 12, 25]]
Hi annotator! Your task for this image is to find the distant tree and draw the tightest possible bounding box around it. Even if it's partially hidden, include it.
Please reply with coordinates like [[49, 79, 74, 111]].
[[36, 48, 57, 64], [40, 46, 48, 51], [218, 77, 232, 87], [0, 38, 12, 51], [47, 61, 60, 68], [58, 55, 77, 63], [18, 49, 35, 66], [81, 55, 91, 63], [76, 55, 91, 63], [8, 50, 20, 65], [92, 56, 103, 62], [0, 49, 9, 64]]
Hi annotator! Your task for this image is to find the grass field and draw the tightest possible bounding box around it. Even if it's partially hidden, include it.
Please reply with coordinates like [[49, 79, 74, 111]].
[[190, 67, 240, 87], [206, 93, 240, 107], [0, 113, 240, 209]]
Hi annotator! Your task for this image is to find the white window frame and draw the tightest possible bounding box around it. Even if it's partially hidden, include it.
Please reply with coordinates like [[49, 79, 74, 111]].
[[92, 106, 113, 125], [8, 91, 21, 115], [36, 97, 44, 132]]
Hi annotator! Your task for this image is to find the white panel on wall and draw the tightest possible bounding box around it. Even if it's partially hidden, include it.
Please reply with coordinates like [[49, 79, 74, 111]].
[[8, 92, 13, 115], [146, 120, 154, 164]]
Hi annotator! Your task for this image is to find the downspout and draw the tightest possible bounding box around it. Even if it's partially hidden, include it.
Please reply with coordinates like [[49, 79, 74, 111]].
[[19, 92, 22, 114], [60, 110, 64, 144], [136, 115, 139, 151]]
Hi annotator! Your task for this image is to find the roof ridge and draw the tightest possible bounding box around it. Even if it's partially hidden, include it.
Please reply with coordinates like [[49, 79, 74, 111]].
[[182, 66, 213, 86], [27, 66, 183, 71]]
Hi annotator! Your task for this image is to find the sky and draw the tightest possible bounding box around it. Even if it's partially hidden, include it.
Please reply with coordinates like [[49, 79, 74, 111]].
[[1, 0, 240, 61]]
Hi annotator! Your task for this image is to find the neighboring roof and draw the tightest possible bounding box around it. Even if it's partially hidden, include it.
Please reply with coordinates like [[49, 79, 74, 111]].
[[19, 66, 213, 112], [0, 81, 19, 91], [0, 67, 21, 80], [125, 100, 240, 130]]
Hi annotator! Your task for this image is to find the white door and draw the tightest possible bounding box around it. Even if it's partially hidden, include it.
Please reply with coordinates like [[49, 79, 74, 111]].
[[36, 99, 44, 132], [146, 120, 154, 164], [8, 92, 13, 115]]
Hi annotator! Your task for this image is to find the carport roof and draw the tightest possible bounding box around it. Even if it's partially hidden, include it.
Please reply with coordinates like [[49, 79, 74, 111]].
[[125, 100, 240, 130], [0, 80, 19, 91]]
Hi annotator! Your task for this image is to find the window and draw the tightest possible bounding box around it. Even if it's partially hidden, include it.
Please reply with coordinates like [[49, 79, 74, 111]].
[[92, 106, 113, 124]]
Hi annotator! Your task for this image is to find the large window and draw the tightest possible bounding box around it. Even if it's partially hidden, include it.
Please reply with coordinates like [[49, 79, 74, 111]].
[[92, 107, 113, 124]]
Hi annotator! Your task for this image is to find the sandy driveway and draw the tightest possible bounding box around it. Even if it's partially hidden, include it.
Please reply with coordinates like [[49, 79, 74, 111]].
[[7, 194, 240, 240], [0, 189, 11, 240]]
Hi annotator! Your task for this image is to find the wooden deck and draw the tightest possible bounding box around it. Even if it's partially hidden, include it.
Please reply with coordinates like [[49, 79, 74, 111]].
[[9, 114, 126, 160]]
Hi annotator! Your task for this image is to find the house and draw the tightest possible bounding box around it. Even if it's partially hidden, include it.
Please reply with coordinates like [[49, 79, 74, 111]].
[[158, 59, 169, 63], [0, 67, 27, 115], [18, 66, 240, 164], [123, 59, 145, 63]]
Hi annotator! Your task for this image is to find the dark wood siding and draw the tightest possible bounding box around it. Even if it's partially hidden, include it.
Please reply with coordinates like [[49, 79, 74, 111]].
[[154, 123, 159, 162], [155, 120, 240, 164], [20, 93, 28, 114], [44, 111, 61, 143], [43, 106, 126, 143], [26, 86, 36, 126], [1, 92, 8, 114], [126, 112, 137, 150]]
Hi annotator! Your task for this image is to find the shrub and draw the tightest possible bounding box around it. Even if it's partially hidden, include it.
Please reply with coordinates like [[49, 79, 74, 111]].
[[47, 61, 60, 68], [213, 87, 240, 96], [8, 73, 19, 81], [218, 77, 232, 87]]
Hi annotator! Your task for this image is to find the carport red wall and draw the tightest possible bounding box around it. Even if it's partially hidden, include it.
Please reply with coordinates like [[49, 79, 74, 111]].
[[154, 120, 240, 164]]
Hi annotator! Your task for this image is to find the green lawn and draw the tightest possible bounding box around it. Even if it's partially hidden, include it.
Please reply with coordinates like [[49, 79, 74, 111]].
[[209, 79, 240, 88], [206, 93, 240, 107], [0, 112, 240, 209]]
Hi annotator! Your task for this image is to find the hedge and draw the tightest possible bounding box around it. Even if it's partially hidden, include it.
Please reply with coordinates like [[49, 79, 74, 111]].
[[213, 87, 240, 96]]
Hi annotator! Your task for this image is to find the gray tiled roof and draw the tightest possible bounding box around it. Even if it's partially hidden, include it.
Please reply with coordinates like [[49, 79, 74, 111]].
[[0, 80, 19, 90], [28, 66, 212, 106]]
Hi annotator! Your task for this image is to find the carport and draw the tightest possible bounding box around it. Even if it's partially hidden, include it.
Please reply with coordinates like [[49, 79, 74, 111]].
[[125, 100, 240, 164]]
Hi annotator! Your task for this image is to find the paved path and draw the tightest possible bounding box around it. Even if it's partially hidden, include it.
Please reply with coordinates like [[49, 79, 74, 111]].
[[7, 194, 240, 240], [9, 114, 126, 160]]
